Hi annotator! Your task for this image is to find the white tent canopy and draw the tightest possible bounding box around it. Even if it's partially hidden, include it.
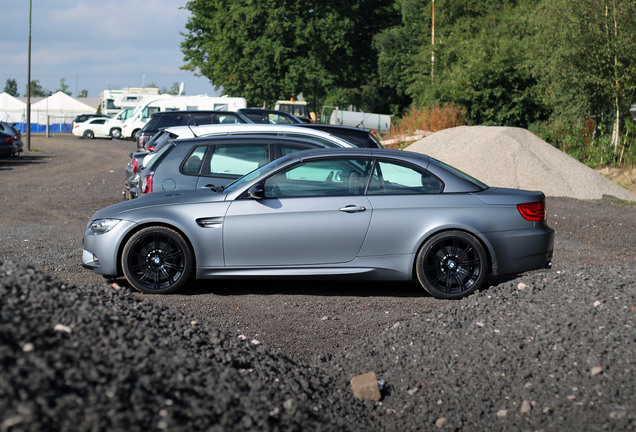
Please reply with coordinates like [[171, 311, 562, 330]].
[[31, 91, 96, 124], [0, 92, 27, 123]]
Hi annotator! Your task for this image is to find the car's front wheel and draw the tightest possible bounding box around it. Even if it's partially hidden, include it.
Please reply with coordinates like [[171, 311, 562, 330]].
[[121, 226, 193, 294], [83, 130, 94, 139], [110, 128, 122, 139], [415, 230, 488, 299]]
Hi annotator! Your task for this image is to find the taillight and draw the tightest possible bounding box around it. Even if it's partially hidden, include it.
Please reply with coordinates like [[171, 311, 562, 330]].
[[132, 158, 138, 175], [517, 202, 546, 221], [146, 146, 155, 151], [5, 137, 12, 143], [141, 174, 153, 194]]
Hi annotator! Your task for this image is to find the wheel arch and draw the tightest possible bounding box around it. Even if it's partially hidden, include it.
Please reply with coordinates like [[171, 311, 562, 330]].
[[115, 222, 197, 277], [411, 226, 496, 279]]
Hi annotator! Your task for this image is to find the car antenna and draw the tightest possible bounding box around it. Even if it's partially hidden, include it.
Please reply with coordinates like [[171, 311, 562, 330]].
[[187, 124, 199, 138]]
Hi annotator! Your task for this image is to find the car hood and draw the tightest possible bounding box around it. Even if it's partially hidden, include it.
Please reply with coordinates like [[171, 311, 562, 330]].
[[91, 190, 228, 220]]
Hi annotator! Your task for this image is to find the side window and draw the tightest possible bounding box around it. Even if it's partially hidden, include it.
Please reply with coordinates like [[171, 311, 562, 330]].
[[181, 146, 207, 175], [280, 144, 311, 157], [368, 160, 443, 195], [206, 145, 269, 178], [283, 133, 340, 148], [269, 113, 293, 124], [263, 158, 372, 198]]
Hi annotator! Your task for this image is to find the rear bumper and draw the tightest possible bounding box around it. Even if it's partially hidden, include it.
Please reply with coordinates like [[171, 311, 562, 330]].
[[488, 226, 554, 276]]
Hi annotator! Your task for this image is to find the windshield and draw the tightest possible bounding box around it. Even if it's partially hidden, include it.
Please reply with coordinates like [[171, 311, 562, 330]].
[[223, 157, 291, 193]]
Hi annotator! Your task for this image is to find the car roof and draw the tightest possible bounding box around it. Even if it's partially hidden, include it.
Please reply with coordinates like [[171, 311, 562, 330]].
[[170, 134, 337, 148], [149, 110, 246, 116], [162, 124, 355, 147]]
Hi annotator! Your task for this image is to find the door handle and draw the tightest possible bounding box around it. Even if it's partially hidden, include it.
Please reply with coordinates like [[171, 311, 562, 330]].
[[339, 205, 366, 213]]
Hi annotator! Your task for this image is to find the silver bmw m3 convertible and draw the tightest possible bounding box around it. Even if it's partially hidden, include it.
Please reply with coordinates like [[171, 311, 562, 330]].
[[83, 148, 554, 299]]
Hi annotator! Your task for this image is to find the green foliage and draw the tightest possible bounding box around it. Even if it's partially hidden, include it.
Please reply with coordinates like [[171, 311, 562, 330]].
[[56, 78, 71, 96], [181, 0, 399, 108], [78, 89, 88, 98], [26, 80, 46, 97], [4, 79, 19, 97]]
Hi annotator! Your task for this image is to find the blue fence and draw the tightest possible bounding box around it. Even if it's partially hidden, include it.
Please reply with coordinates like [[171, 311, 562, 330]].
[[13, 122, 72, 134]]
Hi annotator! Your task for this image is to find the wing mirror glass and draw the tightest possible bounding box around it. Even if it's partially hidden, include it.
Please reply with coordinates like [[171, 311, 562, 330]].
[[247, 183, 265, 200]]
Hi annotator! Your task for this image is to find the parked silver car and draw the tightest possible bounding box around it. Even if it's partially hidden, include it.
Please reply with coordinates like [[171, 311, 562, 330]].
[[123, 124, 356, 200], [138, 135, 347, 195], [83, 148, 554, 299]]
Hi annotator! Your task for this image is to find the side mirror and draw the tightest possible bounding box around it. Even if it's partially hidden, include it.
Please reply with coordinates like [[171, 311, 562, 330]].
[[247, 183, 265, 200]]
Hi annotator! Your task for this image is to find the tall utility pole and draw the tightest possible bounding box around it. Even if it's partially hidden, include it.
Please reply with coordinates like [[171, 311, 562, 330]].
[[431, 0, 435, 84], [26, 0, 32, 151]]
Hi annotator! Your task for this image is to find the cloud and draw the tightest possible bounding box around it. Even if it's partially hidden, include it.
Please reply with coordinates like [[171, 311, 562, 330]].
[[2, 1, 214, 97]]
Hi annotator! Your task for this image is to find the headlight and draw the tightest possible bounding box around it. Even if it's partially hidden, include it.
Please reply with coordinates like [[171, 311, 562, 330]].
[[90, 218, 121, 233]]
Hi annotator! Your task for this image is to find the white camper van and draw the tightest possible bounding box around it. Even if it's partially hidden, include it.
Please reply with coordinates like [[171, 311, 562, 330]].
[[99, 88, 160, 116], [120, 95, 247, 140]]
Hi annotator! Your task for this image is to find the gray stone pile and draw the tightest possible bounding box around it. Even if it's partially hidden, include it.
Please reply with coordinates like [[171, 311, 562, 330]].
[[2, 258, 635, 431], [407, 126, 636, 201]]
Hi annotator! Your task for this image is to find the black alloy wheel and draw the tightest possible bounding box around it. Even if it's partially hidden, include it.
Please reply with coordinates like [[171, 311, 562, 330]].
[[122, 226, 193, 294], [416, 230, 488, 299]]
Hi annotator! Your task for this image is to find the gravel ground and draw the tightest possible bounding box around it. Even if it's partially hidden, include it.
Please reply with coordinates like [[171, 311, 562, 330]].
[[1, 135, 635, 431]]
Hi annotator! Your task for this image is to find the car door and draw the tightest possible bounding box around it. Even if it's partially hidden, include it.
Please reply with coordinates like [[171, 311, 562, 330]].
[[223, 157, 374, 266]]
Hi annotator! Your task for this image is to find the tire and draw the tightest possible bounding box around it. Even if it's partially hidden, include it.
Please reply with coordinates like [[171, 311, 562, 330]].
[[132, 129, 140, 141], [83, 130, 94, 139], [111, 128, 122, 139], [121, 226, 193, 294], [415, 230, 488, 299]]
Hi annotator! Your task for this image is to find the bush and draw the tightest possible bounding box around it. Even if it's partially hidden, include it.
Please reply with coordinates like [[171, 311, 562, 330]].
[[384, 103, 468, 145]]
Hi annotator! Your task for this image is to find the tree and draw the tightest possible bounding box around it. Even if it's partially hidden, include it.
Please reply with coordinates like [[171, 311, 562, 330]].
[[375, 0, 546, 126], [4, 79, 19, 97], [56, 78, 72, 96], [531, 0, 636, 152], [26, 80, 47, 97], [181, 0, 398, 109], [78, 89, 88, 98], [162, 82, 183, 95]]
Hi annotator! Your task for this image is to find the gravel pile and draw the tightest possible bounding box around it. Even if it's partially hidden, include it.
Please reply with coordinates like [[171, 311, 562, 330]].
[[0, 260, 369, 432], [2, 260, 634, 431], [407, 126, 636, 201]]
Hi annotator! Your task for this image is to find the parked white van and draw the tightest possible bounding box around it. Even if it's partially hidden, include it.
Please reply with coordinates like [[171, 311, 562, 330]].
[[120, 95, 247, 140], [103, 107, 135, 139]]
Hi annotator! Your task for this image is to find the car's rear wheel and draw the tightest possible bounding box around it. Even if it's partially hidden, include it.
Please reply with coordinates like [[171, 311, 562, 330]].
[[415, 230, 488, 299], [83, 130, 94, 139], [121, 226, 193, 294], [111, 128, 122, 139]]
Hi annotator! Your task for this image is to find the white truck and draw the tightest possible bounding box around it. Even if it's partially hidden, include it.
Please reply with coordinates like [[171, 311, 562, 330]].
[[120, 95, 248, 140]]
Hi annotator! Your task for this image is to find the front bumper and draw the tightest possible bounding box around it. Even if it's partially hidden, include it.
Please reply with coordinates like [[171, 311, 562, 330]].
[[82, 219, 137, 276]]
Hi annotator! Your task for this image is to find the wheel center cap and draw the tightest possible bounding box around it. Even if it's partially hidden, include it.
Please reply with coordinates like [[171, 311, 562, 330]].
[[447, 260, 457, 270], [152, 255, 161, 265]]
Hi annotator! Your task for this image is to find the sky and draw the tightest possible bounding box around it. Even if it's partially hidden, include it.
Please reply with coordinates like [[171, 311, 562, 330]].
[[1, 1, 220, 99]]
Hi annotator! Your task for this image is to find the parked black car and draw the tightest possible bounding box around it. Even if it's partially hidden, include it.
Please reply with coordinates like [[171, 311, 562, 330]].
[[0, 121, 23, 157], [72, 114, 109, 126], [136, 110, 252, 150], [238, 108, 303, 124], [292, 123, 383, 148]]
